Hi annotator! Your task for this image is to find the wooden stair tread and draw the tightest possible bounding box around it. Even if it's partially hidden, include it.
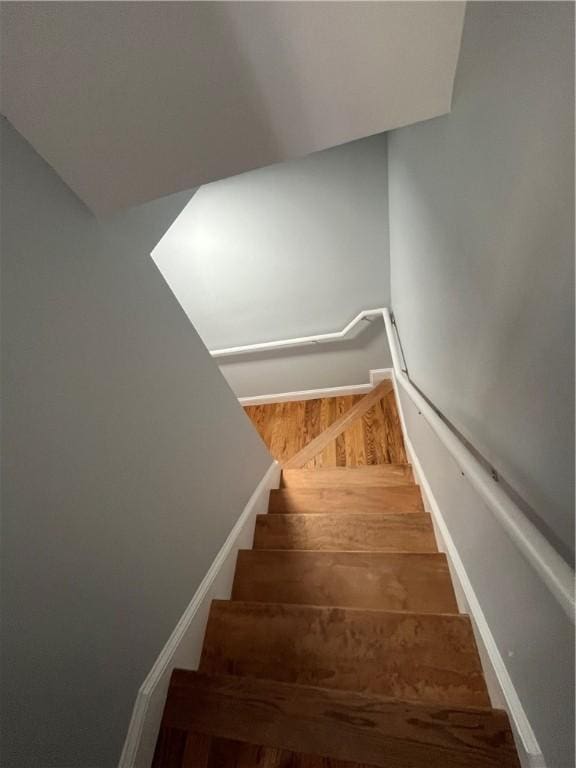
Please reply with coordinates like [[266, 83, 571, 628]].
[[254, 511, 436, 552], [153, 388, 520, 768], [232, 550, 458, 612], [156, 671, 520, 768], [281, 464, 414, 488], [269, 484, 424, 514], [200, 600, 490, 708]]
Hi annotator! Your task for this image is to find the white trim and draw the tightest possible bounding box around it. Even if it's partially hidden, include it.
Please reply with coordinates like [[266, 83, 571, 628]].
[[211, 308, 387, 358], [239, 384, 371, 406], [369, 367, 393, 386], [392, 375, 544, 768], [382, 309, 574, 623], [238, 370, 393, 407], [118, 461, 281, 768]]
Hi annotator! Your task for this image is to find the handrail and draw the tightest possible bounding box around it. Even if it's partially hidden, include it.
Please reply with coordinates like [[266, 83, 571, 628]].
[[210, 304, 574, 619], [210, 308, 387, 358], [382, 308, 575, 623]]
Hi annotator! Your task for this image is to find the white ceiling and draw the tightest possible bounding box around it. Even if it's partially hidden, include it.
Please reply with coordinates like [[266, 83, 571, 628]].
[[1, 2, 465, 214]]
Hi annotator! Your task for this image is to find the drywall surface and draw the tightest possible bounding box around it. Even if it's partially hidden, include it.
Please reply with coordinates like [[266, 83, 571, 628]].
[[388, 2, 575, 562], [153, 135, 391, 397], [220, 319, 391, 399], [153, 135, 389, 348], [399, 387, 574, 768], [0, 120, 271, 767], [1, 2, 465, 212]]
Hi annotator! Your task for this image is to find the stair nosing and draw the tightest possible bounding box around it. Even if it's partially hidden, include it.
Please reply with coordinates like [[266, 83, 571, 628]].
[[268, 508, 426, 514], [237, 548, 448, 556], [238, 548, 445, 556], [256, 511, 432, 518], [226, 598, 462, 616], [169, 669, 498, 714], [282, 464, 413, 471], [270, 483, 420, 495], [211, 598, 470, 622]]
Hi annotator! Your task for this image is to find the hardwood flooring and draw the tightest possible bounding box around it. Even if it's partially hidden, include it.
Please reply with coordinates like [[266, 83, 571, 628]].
[[245, 396, 359, 465], [244, 384, 407, 466], [284, 381, 395, 468], [153, 383, 520, 768]]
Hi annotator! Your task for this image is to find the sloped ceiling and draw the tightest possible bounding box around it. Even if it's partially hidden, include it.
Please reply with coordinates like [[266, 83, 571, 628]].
[[1, 2, 465, 214]]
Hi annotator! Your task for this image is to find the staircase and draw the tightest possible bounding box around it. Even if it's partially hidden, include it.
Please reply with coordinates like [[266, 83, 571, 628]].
[[152, 383, 520, 767]]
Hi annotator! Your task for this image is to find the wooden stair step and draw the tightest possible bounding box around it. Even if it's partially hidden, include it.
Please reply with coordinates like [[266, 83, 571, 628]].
[[200, 600, 490, 708], [155, 671, 520, 768], [253, 512, 436, 552], [281, 464, 414, 488], [232, 550, 458, 612], [269, 484, 424, 514]]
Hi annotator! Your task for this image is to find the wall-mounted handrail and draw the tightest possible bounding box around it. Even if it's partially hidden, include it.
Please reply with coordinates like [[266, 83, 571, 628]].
[[210, 308, 387, 358], [211, 304, 574, 619], [381, 308, 575, 623]]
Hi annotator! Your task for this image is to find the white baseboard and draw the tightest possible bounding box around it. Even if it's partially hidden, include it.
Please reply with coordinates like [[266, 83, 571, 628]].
[[369, 368, 393, 386], [118, 461, 281, 768], [239, 369, 393, 406], [390, 373, 545, 768]]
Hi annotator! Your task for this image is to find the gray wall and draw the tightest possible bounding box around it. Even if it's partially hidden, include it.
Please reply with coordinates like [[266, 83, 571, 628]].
[[399, 387, 574, 768], [0, 120, 271, 767], [388, 2, 575, 562], [220, 318, 390, 399], [153, 134, 391, 396]]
